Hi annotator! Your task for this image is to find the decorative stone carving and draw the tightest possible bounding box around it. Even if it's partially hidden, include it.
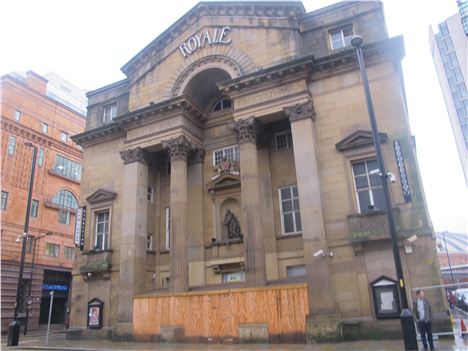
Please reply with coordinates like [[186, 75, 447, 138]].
[[120, 147, 149, 165], [163, 135, 194, 161], [284, 102, 315, 122], [231, 117, 258, 144], [86, 189, 117, 204], [223, 210, 243, 240], [189, 148, 205, 165], [214, 157, 239, 175]]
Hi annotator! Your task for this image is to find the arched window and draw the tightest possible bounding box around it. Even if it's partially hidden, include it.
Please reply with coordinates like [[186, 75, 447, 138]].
[[52, 189, 78, 210], [210, 97, 232, 113]]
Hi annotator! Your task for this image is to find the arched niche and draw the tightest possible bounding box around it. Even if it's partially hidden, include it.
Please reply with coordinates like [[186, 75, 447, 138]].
[[217, 197, 242, 242]]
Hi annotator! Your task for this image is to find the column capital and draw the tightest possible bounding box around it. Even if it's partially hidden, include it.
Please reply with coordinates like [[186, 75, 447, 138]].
[[231, 117, 258, 144], [189, 148, 205, 165], [120, 147, 149, 165], [284, 102, 315, 122], [163, 135, 194, 161]]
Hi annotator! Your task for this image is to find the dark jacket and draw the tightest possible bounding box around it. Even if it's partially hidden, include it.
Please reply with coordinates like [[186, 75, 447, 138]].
[[413, 298, 433, 322]]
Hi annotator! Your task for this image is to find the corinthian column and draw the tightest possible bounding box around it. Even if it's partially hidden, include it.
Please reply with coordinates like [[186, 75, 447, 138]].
[[232, 117, 267, 287], [163, 135, 193, 292], [284, 101, 340, 341], [117, 147, 149, 335]]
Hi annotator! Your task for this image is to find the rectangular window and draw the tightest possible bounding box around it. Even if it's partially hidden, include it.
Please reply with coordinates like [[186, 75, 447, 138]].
[[31, 200, 39, 218], [286, 265, 306, 277], [1, 191, 8, 210], [64, 246, 75, 259], [53, 154, 82, 181], [147, 187, 154, 202], [45, 243, 60, 257], [329, 25, 353, 50], [58, 209, 71, 224], [213, 145, 239, 166], [8, 136, 16, 156], [146, 233, 153, 251], [38, 148, 45, 167], [103, 103, 117, 123], [95, 210, 110, 251], [275, 131, 293, 151], [165, 208, 171, 250], [279, 185, 302, 235], [222, 271, 245, 283], [15, 110, 21, 121], [42, 123, 48, 134], [26, 236, 34, 254], [352, 159, 385, 213], [60, 131, 68, 143]]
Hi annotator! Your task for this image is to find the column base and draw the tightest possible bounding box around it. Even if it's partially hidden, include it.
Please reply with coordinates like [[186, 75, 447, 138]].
[[112, 322, 134, 341], [306, 313, 342, 343]]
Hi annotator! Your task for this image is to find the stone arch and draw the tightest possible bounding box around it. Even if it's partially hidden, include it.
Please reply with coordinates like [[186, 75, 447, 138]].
[[163, 45, 256, 100]]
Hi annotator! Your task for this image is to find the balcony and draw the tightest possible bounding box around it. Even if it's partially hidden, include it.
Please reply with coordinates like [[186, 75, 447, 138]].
[[79, 250, 112, 280], [347, 209, 400, 243]]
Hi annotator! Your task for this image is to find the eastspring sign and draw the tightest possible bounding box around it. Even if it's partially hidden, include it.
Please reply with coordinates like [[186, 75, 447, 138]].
[[179, 26, 232, 58]]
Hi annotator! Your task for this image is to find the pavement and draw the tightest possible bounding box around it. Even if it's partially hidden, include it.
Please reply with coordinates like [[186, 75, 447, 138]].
[[1, 332, 468, 351]]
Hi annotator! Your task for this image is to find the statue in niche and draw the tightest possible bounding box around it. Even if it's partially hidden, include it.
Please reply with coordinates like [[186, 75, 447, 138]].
[[223, 210, 243, 240]]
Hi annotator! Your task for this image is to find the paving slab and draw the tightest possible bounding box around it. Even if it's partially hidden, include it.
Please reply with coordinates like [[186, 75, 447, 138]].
[[1, 333, 467, 351]]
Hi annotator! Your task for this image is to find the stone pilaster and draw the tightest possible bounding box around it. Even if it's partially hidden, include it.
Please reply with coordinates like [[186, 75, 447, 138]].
[[163, 135, 193, 292], [117, 147, 149, 337], [188, 149, 205, 287], [284, 102, 341, 342], [231, 117, 267, 287]]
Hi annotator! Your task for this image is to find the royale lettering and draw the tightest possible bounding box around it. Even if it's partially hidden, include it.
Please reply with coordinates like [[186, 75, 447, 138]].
[[179, 26, 232, 58]]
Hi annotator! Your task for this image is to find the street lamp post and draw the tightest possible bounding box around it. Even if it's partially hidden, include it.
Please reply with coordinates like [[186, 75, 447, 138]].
[[7, 142, 37, 346], [24, 232, 51, 335], [351, 35, 418, 351], [442, 231, 455, 285]]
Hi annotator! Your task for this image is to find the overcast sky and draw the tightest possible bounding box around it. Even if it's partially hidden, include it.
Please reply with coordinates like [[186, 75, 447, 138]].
[[1, 0, 467, 234]]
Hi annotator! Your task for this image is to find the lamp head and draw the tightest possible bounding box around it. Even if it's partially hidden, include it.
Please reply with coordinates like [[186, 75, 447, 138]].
[[351, 35, 363, 48]]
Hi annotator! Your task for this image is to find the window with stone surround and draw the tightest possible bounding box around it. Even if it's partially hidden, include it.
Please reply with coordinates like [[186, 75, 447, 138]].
[[278, 185, 302, 235], [15, 110, 21, 121], [38, 148, 45, 167], [352, 159, 385, 213], [210, 97, 232, 113], [1, 191, 8, 210], [8, 135, 16, 156], [64, 246, 75, 259], [61, 131, 68, 143], [213, 145, 239, 166], [146, 233, 153, 251], [31, 199, 39, 218], [42, 123, 48, 134], [103, 103, 117, 123], [45, 243, 60, 257], [222, 271, 245, 283], [53, 154, 82, 182], [165, 208, 171, 250], [94, 210, 110, 251], [274, 131, 293, 151], [329, 24, 353, 50]]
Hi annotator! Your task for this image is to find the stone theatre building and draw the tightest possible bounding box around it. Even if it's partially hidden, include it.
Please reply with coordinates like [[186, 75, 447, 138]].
[[70, 1, 446, 343]]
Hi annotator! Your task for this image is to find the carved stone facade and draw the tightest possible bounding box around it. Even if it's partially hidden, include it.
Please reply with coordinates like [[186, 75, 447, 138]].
[[70, 0, 446, 344]]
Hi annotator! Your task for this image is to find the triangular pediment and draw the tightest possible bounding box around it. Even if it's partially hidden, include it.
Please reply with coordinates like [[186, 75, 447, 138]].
[[207, 173, 240, 192], [86, 189, 117, 204], [335, 130, 387, 152]]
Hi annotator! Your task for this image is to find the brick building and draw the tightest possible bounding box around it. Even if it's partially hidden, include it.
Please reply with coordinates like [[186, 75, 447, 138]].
[[69, 1, 448, 343], [1, 71, 86, 332]]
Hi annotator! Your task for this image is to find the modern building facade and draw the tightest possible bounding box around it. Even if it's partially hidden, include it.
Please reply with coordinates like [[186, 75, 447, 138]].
[[429, 3, 468, 185], [1, 71, 86, 332], [69, 1, 447, 343]]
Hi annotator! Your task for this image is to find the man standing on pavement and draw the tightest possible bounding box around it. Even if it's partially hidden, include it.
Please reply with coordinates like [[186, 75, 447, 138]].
[[413, 289, 435, 351]]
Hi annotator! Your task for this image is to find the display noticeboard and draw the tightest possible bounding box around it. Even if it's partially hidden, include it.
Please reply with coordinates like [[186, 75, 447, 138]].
[[87, 298, 103, 329]]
